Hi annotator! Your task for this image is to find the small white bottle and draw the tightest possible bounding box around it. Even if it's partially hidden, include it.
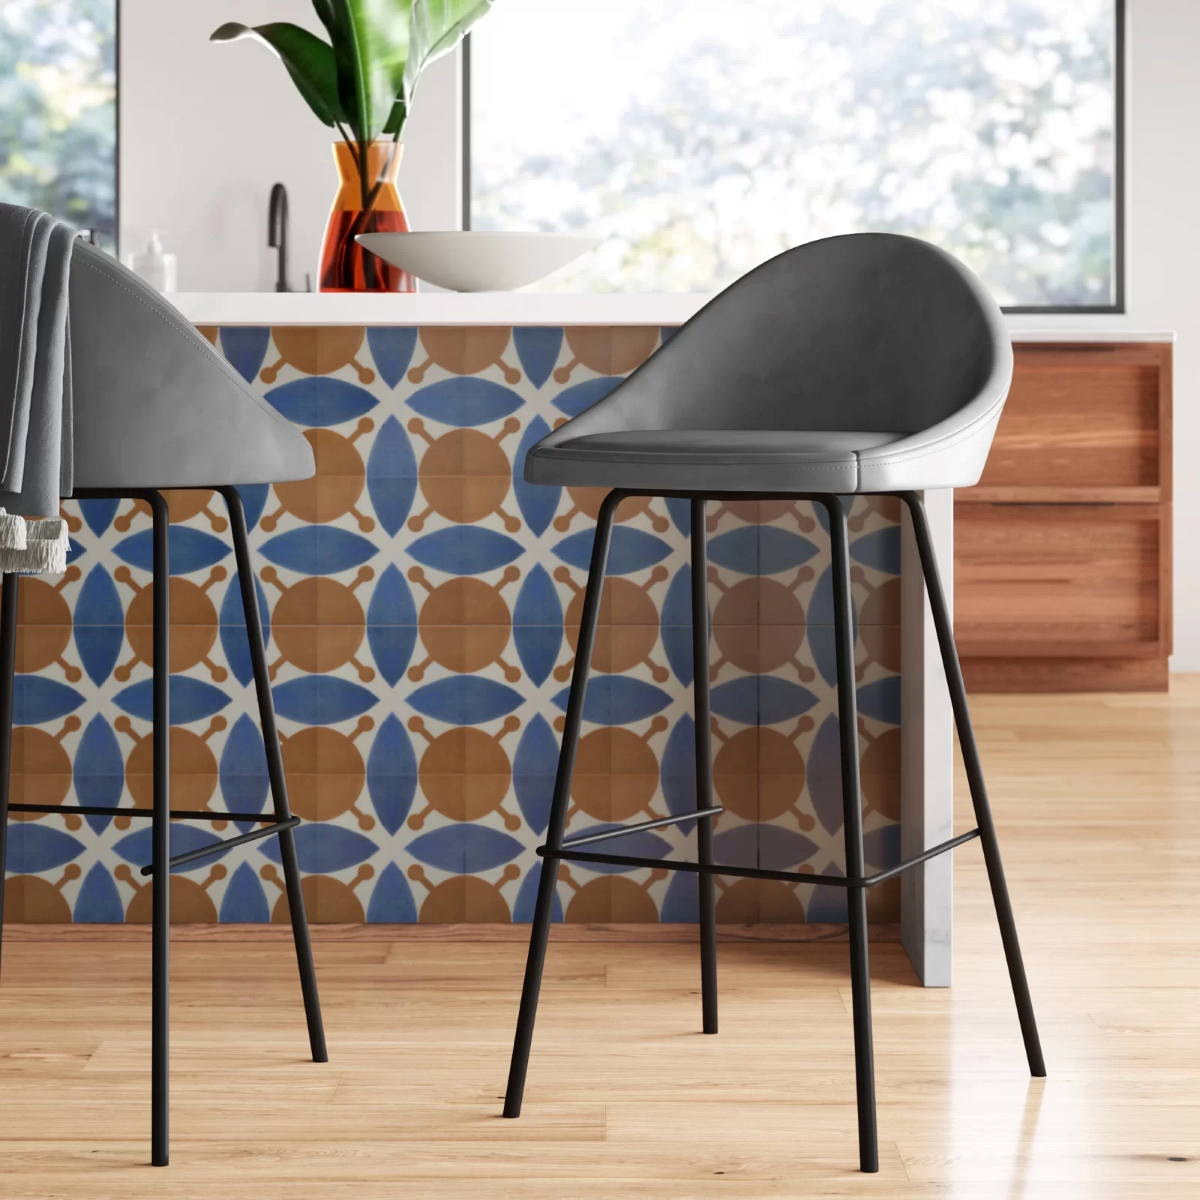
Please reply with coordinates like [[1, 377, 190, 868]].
[[124, 231, 178, 294]]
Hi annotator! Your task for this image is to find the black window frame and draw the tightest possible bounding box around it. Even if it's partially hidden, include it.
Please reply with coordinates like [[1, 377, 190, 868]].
[[463, 0, 1125, 314]]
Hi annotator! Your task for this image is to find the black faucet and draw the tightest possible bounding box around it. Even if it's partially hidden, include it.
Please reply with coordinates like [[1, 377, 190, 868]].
[[268, 183, 290, 292]]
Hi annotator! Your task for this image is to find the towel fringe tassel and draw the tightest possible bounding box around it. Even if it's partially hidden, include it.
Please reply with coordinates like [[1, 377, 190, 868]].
[[0, 509, 70, 574]]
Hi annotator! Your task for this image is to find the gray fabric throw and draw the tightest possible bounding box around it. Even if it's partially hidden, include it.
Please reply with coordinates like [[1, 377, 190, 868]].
[[0, 203, 75, 515], [0, 203, 75, 573]]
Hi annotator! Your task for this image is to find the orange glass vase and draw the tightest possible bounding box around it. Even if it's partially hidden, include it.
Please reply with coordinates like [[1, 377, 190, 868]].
[[318, 141, 416, 293]]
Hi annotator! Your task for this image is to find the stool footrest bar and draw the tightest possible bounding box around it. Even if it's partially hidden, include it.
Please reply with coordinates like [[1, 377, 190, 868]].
[[863, 828, 980, 885], [540, 828, 980, 888], [560, 806, 724, 849], [543, 847, 854, 887], [138, 816, 301, 876], [10, 803, 285, 823]]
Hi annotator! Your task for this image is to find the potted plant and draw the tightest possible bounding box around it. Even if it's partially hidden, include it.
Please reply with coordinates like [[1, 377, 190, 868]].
[[212, 1, 494, 293]]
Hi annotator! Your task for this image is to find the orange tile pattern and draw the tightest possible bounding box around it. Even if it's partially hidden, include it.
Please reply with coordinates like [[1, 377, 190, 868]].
[[6, 325, 901, 924]]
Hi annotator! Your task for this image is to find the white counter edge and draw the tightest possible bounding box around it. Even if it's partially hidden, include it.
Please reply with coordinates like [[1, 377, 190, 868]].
[[171, 292, 1176, 341], [176, 291, 710, 327]]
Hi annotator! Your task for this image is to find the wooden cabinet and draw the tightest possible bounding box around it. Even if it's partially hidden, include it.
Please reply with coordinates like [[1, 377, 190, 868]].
[[955, 342, 1173, 692]]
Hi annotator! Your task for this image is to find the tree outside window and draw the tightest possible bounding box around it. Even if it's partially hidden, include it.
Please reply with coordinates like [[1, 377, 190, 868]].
[[471, 0, 1119, 308], [0, 0, 117, 247]]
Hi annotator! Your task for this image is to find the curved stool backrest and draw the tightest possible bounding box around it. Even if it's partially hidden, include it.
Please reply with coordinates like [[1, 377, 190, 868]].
[[68, 239, 312, 489], [541, 232, 1010, 439]]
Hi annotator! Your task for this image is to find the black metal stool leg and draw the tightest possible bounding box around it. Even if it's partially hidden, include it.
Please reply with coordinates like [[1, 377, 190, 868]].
[[148, 491, 171, 1167], [690, 499, 718, 1033], [825, 494, 879, 1173], [0, 573, 18, 983], [219, 487, 328, 1063], [901, 492, 1045, 1077], [504, 489, 620, 1118]]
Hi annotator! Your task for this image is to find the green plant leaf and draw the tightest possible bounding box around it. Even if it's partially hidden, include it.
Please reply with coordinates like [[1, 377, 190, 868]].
[[221, 1, 492, 147], [311, 0, 338, 39], [383, 98, 408, 137], [403, 0, 494, 109], [327, 1, 413, 144], [211, 22, 344, 127]]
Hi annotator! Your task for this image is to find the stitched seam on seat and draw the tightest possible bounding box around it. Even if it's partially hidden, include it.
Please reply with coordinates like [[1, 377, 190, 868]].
[[531, 457, 853, 475], [530, 447, 855, 469], [861, 396, 1004, 469], [547, 461, 852, 469], [74, 255, 302, 442]]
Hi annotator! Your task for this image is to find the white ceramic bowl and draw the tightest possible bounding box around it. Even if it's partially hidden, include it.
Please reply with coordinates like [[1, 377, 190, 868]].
[[355, 231, 599, 292]]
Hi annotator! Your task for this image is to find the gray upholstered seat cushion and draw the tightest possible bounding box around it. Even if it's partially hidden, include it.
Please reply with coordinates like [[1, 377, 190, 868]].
[[527, 429, 906, 492], [69, 240, 313, 489], [524, 233, 1012, 495]]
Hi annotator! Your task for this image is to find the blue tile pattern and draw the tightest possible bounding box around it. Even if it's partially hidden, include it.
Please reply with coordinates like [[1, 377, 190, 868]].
[[6, 325, 901, 925]]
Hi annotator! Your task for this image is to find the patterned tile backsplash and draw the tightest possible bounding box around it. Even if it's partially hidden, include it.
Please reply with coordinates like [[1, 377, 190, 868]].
[[6, 325, 901, 925]]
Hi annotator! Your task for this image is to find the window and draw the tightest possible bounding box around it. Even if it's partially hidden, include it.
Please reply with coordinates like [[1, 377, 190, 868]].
[[468, 0, 1123, 311], [0, 0, 118, 248]]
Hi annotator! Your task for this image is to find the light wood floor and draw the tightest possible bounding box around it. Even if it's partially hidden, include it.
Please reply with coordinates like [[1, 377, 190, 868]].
[[2, 682, 1199, 1198]]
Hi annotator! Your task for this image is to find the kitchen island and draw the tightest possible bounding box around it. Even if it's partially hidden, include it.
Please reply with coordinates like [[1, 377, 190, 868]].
[[8, 293, 958, 984]]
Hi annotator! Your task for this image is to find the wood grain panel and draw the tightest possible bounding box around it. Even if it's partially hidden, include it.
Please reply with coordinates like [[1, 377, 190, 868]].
[[982, 346, 1165, 489], [955, 504, 1162, 655], [956, 342, 1172, 692], [962, 656, 1168, 693]]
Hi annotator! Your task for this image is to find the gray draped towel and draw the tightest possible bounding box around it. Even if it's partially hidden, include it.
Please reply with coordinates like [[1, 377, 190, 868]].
[[0, 203, 76, 573]]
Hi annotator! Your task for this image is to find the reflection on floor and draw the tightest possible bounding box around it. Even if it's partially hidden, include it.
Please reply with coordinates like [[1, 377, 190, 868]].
[[1, 680, 1198, 1197]]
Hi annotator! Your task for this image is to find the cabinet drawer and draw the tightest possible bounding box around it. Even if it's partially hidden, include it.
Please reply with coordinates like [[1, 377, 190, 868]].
[[954, 504, 1165, 657], [982, 346, 1167, 490]]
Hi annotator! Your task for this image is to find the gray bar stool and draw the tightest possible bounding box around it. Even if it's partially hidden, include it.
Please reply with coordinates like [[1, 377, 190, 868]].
[[0, 237, 326, 1166], [502, 232, 1045, 1173]]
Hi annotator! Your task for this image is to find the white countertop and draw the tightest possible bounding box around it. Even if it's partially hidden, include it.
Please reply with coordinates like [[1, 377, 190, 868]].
[[173, 291, 1176, 342], [177, 291, 709, 327]]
